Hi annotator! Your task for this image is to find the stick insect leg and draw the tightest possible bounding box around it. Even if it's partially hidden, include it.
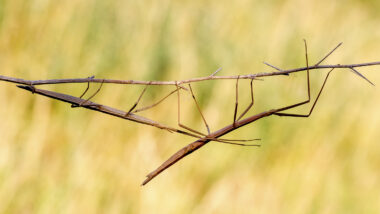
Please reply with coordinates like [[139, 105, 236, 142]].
[[237, 79, 254, 120], [71, 78, 91, 108], [132, 88, 180, 114], [176, 83, 205, 137], [188, 84, 210, 134], [125, 83, 150, 116], [233, 75, 240, 125], [274, 68, 334, 117], [184, 84, 259, 146], [270, 39, 311, 114], [176, 83, 260, 146], [79, 79, 105, 107]]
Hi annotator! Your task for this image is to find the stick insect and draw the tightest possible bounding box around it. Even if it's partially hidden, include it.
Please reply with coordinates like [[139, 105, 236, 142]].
[[2, 41, 379, 185]]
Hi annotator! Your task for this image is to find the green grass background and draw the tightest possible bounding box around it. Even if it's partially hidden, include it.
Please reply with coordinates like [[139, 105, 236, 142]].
[[1, 0, 380, 213]]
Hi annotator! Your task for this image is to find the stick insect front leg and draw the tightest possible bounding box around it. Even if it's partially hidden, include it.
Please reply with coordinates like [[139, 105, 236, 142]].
[[72, 77, 104, 108]]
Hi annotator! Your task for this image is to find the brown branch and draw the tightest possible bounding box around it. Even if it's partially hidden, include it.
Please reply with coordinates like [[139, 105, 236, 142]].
[[1, 62, 380, 87]]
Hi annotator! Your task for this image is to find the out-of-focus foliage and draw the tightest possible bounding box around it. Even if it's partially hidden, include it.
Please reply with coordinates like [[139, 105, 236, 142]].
[[0, 0, 380, 213]]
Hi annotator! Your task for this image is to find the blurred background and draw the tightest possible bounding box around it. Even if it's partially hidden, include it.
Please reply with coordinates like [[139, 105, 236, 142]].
[[1, 0, 380, 213]]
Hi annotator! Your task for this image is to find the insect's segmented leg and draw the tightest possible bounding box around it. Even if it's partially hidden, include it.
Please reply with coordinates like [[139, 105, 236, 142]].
[[176, 83, 204, 137], [274, 40, 334, 117], [78, 79, 105, 107], [274, 68, 334, 117], [132, 88, 180, 113], [188, 84, 210, 134], [268, 40, 312, 114], [175, 83, 261, 146], [71, 77, 93, 108], [237, 79, 254, 120], [125, 82, 150, 116], [233, 75, 240, 125]]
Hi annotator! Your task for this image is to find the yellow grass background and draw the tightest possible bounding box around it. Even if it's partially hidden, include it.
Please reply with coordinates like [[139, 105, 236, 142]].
[[1, 0, 380, 213]]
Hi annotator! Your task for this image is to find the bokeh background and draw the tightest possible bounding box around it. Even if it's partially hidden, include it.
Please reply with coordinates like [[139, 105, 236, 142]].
[[1, 0, 380, 213]]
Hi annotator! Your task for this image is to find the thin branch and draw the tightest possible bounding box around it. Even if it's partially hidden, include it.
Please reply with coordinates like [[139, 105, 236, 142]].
[[1, 62, 380, 87], [210, 67, 222, 77], [263, 62, 284, 72], [314, 42, 342, 66], [349, 67, 375, 86]]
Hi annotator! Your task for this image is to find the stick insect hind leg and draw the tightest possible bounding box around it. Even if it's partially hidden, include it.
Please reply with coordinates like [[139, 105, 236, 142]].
[[269, 40, 372, 117], [273, 40, 333, 117]]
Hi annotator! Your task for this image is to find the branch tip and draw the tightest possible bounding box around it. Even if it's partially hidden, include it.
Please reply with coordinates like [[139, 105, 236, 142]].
[[349, 67, 375, 86], [210, 67, 222, 77], [315, 42, 343, 66]]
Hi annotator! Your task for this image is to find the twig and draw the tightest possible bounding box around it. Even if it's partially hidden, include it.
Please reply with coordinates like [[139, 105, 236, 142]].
[[1, 62, 380, 86]]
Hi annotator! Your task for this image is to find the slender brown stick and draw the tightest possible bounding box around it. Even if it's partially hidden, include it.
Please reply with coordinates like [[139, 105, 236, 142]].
[[1, 62, 379, 87], [314, 42, 342, 66], [349, 67, 375, 86]]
